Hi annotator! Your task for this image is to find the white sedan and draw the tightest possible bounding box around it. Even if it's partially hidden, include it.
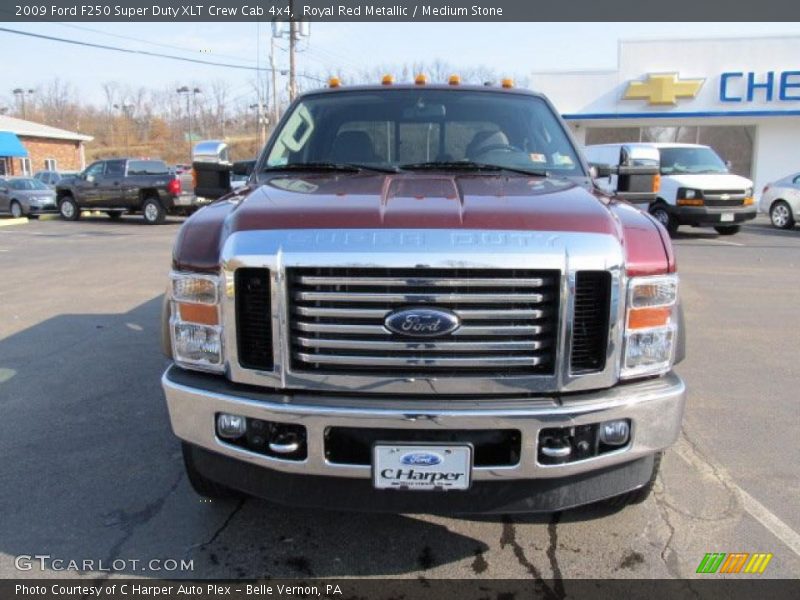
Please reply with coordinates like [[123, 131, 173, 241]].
[[760, 173, 800, 229]]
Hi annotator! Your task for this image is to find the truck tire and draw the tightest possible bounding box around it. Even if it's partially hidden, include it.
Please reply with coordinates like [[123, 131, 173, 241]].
[[142, 196, 166, 225], [59, 196, 80, 221], [601, 452, 662, 508], [769, 200, 795, 229], [182, 443, 244, 500], [649, 203, 678, 236], [714, 225, 741, 235]]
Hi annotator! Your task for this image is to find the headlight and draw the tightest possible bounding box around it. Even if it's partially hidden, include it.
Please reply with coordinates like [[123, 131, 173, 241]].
[[170, 272, 223, 372], [621, 274, 678, 379], [676, 188, 703, 205]]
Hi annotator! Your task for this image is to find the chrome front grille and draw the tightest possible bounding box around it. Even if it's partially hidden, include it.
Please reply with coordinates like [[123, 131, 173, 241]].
[[703, 189, 747, 207], [287, 267, 560, 375]]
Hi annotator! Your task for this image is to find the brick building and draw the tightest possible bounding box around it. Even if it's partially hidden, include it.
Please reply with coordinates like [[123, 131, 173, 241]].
[[0, 115, 92, 177]]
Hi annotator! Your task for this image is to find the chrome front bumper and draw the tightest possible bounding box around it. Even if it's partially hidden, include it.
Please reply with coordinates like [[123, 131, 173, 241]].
[[162, 365, 686, 482]]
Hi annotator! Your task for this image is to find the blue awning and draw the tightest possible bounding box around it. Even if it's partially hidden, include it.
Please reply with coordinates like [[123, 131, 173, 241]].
[[0, 131, 28, 157]]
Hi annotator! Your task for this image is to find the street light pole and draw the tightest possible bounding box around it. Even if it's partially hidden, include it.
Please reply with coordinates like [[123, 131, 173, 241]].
[[176, 86, 202, 159], [12, 88, 34, 119], [113, 103, 134, 155]]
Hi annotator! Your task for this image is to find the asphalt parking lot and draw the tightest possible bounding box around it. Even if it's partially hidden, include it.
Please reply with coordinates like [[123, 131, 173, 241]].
[[0, 214, 798, 584]]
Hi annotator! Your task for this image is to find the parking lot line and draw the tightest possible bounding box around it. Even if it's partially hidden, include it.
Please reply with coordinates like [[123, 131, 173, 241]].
[[673, 438, 800, 557], [0, 217, 28, 227]]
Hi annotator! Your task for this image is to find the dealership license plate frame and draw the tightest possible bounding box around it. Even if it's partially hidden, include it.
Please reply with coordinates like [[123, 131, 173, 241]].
[[720, 212, 735, 222], [372, 442, 473, 491]]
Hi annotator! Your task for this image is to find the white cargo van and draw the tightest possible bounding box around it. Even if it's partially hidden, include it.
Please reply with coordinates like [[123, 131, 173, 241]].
[[585, 143, 755, 236]]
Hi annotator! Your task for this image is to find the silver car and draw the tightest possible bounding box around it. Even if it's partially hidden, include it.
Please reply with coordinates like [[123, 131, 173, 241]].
[[0, 177, 59, 218], [760, 172, 800, 229]]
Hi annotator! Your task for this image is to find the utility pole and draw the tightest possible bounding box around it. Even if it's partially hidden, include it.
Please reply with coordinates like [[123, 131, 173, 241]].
[[269, 36, 278, 121], [288, 20, 297, 102]]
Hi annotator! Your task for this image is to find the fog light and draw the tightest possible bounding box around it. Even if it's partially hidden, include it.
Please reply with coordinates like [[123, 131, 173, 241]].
[[217, 413, 247, 439], [599, 420, 630, 446]]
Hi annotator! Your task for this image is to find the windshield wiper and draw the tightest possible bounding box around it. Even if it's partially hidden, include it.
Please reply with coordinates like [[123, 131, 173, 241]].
[[399, 161, 549, 177], [262, 162, 399, 174]]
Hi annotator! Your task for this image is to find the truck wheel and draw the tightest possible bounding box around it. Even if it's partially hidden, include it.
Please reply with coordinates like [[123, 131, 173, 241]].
[[714, 225, 741, 235], [602, 452, 662, 508], [649, 204, 678, 236], [181, 443, 244, 500], [59, 196, 80, 221], [770, 201, 795, 229], [10, 201, 23, 219], [142, 197, 166, 225]]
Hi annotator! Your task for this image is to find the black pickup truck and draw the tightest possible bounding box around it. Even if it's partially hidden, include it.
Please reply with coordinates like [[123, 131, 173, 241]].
[[56, 158, 191, 224]]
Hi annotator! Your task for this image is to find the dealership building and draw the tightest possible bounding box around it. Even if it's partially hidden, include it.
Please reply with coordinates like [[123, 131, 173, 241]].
[[0, 115, 92, 177], [531, 35, 800, 195]]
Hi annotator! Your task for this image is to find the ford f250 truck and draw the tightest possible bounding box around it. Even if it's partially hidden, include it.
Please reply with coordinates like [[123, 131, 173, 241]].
[[56, 158, 189, 224], [161, 80, 686, 513]]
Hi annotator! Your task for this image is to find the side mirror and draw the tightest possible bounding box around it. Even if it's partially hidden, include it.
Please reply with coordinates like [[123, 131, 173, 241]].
[[232, 160, 256, 177], [590, 163, 615, 178], [616, 163, 660, 203], [192, 161, 233, 200]]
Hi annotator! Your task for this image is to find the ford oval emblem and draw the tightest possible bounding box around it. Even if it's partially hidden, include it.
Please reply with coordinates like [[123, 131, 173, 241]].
[[384, 307, 460, 338], [400, 452, 443, 467]]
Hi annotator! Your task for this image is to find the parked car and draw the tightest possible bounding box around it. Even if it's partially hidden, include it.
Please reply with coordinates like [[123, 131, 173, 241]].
[[56, 158, 192, 224], [0, 176, 58, 218], [586, 142, 756, 236], [163, 80, 686, 514], [759, 172, 800, 229], [33, 170, 80, 188]]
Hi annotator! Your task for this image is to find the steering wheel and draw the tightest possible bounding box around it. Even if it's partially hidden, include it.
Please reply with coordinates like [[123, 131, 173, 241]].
[[472, 143, 526, 158]]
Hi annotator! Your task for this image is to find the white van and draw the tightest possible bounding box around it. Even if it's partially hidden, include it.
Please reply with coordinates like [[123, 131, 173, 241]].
[[585, 143, 756, 236]]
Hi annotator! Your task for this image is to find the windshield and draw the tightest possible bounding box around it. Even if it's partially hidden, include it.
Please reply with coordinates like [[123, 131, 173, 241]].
[[659, 146, 728, 175], [9, 178, 49, 190], [265, 89, 583, 176]]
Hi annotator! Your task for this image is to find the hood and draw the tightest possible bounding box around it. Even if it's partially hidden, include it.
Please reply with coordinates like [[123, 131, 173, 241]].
[[665, 172, 753, 190], [173, 172, 673, 276], [228, 172, 619, 235]]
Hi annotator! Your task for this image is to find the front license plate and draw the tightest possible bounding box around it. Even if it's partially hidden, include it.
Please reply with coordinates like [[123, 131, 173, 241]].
[[373, 444, 472, 491], [721, 212, 735, 222]]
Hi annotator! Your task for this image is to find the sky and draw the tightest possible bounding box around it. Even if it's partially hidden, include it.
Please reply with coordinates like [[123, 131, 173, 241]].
[[0, 21, 798, 108]]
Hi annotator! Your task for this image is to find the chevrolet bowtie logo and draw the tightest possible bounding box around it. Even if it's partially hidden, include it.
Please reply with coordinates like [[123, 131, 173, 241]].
[[623, 73, 705, 105]]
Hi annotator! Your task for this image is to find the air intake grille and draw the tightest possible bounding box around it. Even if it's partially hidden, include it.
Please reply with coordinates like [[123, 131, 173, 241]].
[[287, 267, 560, 376], [235, 268, 273, 370], [570, 271, 611, 373]]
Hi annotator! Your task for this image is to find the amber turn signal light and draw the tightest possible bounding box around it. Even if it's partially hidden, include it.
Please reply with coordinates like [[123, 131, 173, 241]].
[[178, 302, 219, 325], [627, 306, 671, 330]]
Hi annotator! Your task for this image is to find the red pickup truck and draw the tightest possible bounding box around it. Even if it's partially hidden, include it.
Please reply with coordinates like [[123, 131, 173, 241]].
[[161, 80, 685, 513]]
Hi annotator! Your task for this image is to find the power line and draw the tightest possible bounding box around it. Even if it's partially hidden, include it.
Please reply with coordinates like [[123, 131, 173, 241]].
[[0, 26, 282, 73], [56, 22, 260, 65]]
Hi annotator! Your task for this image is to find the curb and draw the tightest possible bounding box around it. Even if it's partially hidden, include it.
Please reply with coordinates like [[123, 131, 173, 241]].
[[0, 217, 29, 227], [38, 214, 61, 221]]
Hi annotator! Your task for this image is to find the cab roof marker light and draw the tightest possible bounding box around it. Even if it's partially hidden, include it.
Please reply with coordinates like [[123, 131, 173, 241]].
[[381, 74, 394, 85], [328, 76, 341, 88], [448, 74, 461, 86], [415, 73, 427, 85], [501, 78, 514, 89]]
